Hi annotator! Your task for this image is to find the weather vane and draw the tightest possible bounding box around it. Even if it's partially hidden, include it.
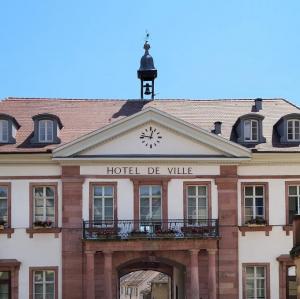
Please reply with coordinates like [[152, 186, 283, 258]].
[[145, 30, 150, 43]]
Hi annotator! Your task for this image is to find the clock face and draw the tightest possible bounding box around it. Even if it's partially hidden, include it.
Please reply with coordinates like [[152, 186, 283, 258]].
[[140, 126, 162, 148]]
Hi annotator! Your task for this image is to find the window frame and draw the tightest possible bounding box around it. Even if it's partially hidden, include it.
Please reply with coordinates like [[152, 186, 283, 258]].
[[89, 182, 117, 223], [241, 182, 269, 225], [132, 179, 169, 222], [0, 260, 20, 299], [244, 119, 259, 142], [38, 119, 54, 143], [0, 271, 11, 298], [0, 119, 9, 143], [139, 184, 162, 221], [285, 181, 300, 225], [183, 181, 211, 222], [242, 263, 270, 299], [29, 267, 58, 299], [29, 183, 58, 228], [287, 119, 300, 142], [0, 182, 11, 228]]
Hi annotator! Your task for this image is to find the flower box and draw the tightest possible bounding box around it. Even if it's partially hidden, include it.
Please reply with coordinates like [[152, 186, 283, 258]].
[[155, 228, 176, 238], [181, 226, 211, 235], [33, 220, 53, 228], [0, 220, 7, 230], [130, 230, 148, 238], [247, 223, 266, 227], [95, 227, 118, 238], [245, 217, 267, 227]]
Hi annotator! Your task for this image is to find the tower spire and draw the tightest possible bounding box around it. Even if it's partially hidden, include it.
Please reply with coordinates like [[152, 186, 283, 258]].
[[137, 34, 157, 100]]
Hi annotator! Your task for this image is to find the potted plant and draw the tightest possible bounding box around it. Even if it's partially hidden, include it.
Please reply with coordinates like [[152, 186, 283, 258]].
[[245, 216, 267, 227], [33, 220, 53, 228], [0, 219, 7, 230], [95, 227, 118, 239], [130, 229, 148, 238], [155, 228, 176, 238]]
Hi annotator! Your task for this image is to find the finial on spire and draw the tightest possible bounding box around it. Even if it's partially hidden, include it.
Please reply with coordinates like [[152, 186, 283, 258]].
[[144, 31, 151, 52], [145, 30, 150, 42]]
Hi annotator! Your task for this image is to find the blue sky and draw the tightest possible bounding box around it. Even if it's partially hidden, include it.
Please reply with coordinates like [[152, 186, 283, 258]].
[[0, 1, 300, 105]]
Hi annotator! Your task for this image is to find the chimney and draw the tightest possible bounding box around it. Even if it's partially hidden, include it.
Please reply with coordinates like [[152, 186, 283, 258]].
[[213, 121, 222, 135], [254, 98, 263, 112]]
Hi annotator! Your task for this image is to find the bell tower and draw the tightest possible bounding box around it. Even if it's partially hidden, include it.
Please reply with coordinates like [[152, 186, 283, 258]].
[[137, 40, 157, 100]]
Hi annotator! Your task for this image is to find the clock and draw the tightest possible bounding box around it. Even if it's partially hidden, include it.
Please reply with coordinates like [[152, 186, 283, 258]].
[[140, 126, 162, 148]]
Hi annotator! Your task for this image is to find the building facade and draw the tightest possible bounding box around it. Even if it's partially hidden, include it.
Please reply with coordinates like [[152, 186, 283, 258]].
[[0, 97, 299, 299]]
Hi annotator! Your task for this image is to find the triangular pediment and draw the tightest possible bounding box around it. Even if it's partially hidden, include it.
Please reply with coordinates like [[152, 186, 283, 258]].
[[53, 107, 251, 160]]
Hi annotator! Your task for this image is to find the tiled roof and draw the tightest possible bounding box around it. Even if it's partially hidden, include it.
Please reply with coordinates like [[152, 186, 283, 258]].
[[0, 97, 299, 153]]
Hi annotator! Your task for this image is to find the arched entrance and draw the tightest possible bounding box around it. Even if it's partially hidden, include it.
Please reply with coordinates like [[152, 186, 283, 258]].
[[117, 257, 186, 299]]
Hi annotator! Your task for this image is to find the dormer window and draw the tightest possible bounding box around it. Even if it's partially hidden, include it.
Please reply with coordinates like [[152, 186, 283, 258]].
[[31, 114, 63, 145], [244, 119, 258, 142], [287, 119, 300, 141], [275, 113, 300, 145], [234, 114, 266, 146], [39, 119, 54, 143], [0, 120, 9, 143], [0, 114, 20, 144]]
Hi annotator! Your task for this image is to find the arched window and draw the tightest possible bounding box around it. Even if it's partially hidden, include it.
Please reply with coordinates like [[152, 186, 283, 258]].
[[234, 114, 265, 146], [0, 120, 9, 143], [244, 119, 259, 142], [275, 113, 300, 144], [0, 114, 20, 144], [38, 119, 54, 143], [287, 119, 300, 141], [31, 114, 63, 144]]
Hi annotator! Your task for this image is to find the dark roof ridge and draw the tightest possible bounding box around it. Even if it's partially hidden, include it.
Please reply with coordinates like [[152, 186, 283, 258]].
[[1, 97, 288, 102]]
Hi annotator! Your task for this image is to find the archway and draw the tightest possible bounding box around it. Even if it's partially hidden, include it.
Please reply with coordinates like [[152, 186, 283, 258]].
[[117, 257, 186, 299]]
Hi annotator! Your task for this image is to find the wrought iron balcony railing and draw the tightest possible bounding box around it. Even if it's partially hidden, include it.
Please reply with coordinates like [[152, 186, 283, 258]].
[[83, 219, 219, 240]]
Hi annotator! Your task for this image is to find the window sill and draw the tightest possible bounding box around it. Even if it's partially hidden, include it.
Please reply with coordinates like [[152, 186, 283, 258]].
[[26, 227, 61, 238], [239, 225, 272, 236], [0, 228, 14, 238], [282, 225, 293, 236]]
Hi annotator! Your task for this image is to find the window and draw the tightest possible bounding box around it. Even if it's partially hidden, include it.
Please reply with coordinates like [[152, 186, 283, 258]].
[[0, 120, 8, 143], [244, 119, 258, 142], [93, 185, 114, 223], [0, 186, 8, 227], [235, 114, 265, 145], [243, 265, 268, 299], [30, 184, 58, 228], [0, 183, 10, 230], [187, 185, 208, 222], [31, 114, 62, 145], [33, 270, 55, 299], [287, 119, 300, 141], [288, 184, 300, 224], [33, 186, 55, 224], [242, 184, 268, 225], [30, 268, 58, 299], [39, 120, 54, 143], [139, 185, 162, 220], [0, 271, 10, 299]]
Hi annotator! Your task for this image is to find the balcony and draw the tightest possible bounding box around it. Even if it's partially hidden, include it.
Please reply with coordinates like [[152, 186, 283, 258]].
[[83, 219, 219, 240]]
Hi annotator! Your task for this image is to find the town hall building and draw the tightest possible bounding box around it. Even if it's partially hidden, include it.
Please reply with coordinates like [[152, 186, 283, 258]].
[[0, 42, 300, 299]]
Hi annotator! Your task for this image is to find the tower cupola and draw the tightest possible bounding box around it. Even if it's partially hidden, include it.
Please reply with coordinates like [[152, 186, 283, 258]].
[[137, 41, 157, 99]]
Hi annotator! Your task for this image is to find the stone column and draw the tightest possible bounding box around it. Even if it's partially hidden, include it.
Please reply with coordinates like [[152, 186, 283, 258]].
[[104, 251, 113, 299], [208, 249, 217, 299], [292, 215, 300, 299], [85, 251, 95, 299], [61, 166, 84, 299], [189, 249, 200, 299], [215, 165, 239, 299]]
